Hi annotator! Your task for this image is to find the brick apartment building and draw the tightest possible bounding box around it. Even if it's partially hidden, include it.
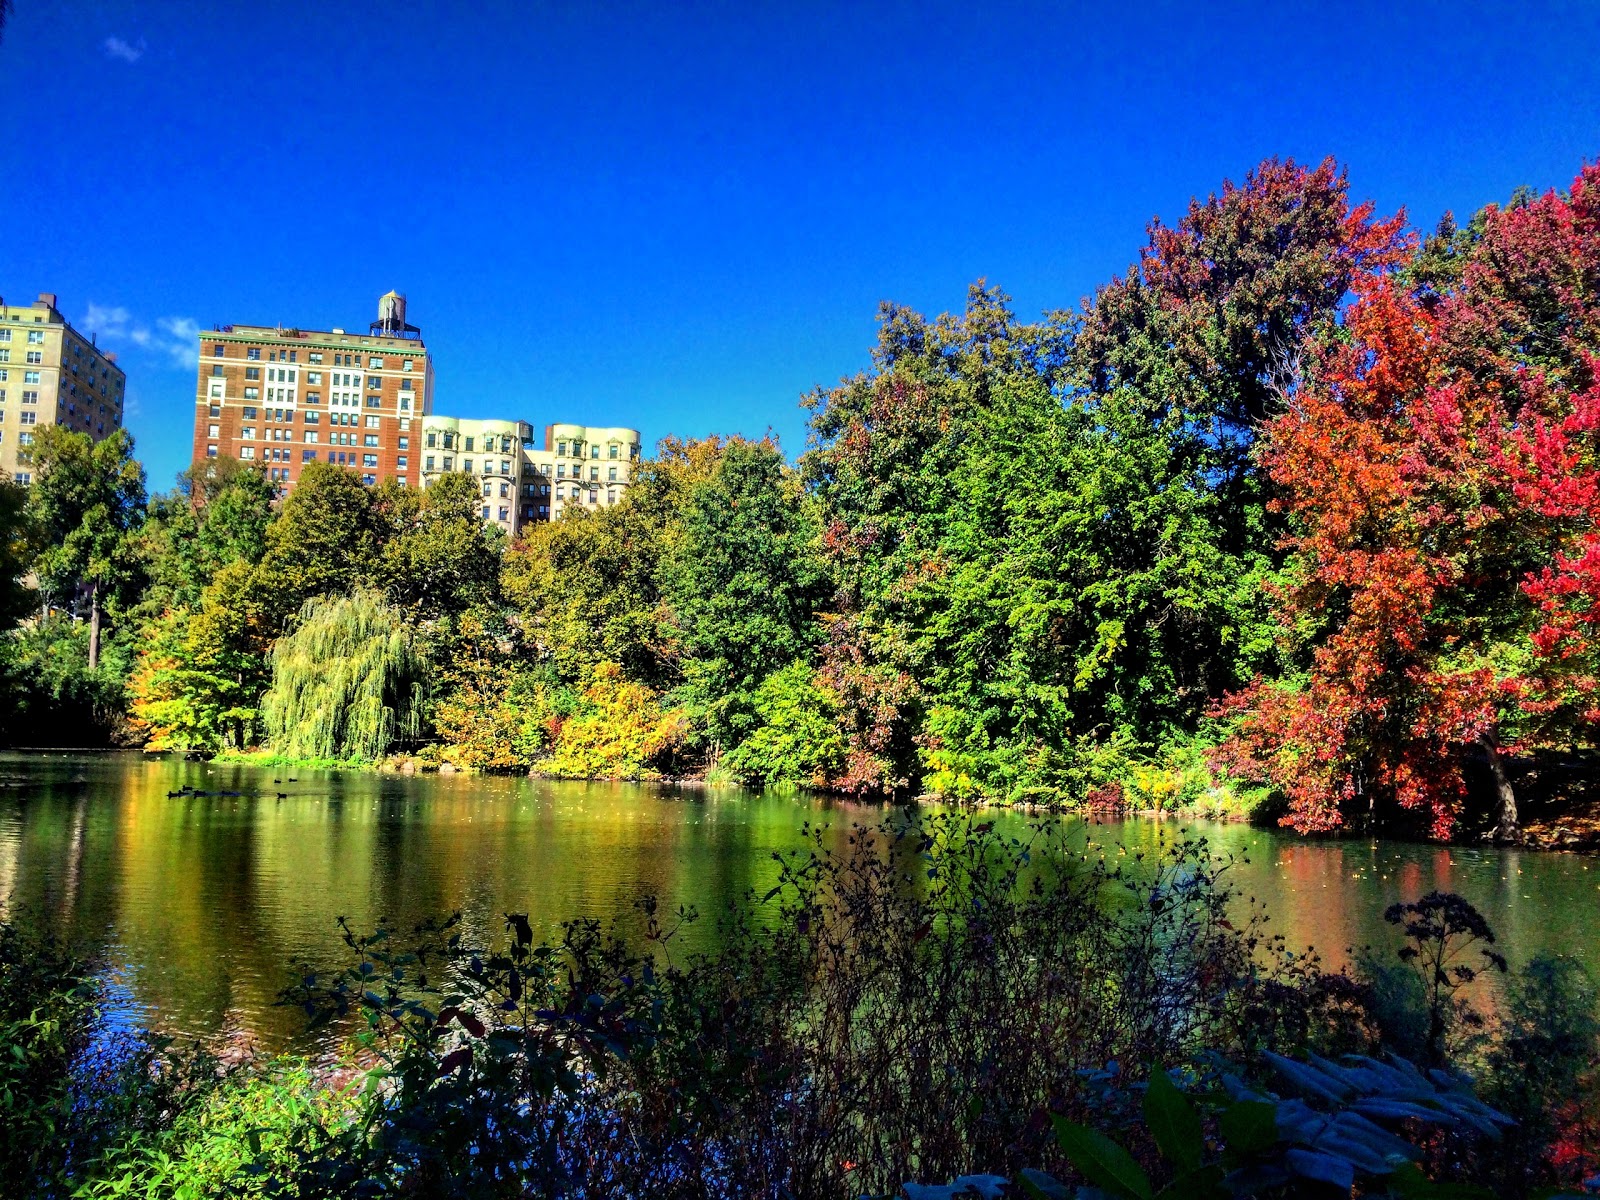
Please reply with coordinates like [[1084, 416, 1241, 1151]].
[[191, 291, 433, 489]]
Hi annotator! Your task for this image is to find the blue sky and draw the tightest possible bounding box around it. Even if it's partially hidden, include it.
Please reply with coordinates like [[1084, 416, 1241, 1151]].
[[4, 1, 1598, 490]]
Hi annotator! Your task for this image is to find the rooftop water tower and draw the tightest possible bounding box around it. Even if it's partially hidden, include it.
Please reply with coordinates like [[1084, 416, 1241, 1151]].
[[371, 290, 422, 339]]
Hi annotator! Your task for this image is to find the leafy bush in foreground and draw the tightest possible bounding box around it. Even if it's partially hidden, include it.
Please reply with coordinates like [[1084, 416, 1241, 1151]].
[[6, 813, 1598, 1198]]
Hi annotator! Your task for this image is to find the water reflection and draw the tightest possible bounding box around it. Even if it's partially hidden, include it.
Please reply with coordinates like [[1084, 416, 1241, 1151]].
[[0, 751, 1594, 1051]]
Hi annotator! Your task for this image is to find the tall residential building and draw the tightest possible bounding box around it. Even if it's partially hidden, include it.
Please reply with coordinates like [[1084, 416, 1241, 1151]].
[[0, 293, 126, 485], [191, 291, 434, 490], [417, 416, 535, 537]]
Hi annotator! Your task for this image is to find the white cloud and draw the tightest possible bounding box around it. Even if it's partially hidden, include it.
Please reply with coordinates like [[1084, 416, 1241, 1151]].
[[103, 36, 146, 63], [85, 303, 200, 370]]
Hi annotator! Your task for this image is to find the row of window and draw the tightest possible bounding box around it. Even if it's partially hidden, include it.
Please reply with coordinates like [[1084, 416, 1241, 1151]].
[[0, 330, 46, 344], [422, 456, 519, 475], [0, 411, 39, 424], [220, 344, 417, 372], [0, 391, 40, 404], [0, 351, 45, 365], [427, 431, 519, 453], [554, 439, 633, 460]]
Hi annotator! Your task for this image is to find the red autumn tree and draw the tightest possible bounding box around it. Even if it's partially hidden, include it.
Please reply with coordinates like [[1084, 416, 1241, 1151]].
[[1217, 162, 1600, 840]]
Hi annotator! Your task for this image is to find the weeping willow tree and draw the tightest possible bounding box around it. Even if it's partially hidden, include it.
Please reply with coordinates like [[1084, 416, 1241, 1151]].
[[262, 591, 425, 761]]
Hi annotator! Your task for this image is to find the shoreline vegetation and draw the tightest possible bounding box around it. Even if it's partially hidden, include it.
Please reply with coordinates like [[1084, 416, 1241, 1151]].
[[6, 153, 1600, 852], [3, 812, 1598, 1197]]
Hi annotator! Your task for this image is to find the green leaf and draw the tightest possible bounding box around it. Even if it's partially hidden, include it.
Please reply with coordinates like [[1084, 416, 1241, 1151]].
[[1218, 1100, 1278, 1156], [1051, 1115, 1153, 1200], [1144, 1067, 1204, 1172], [1155, 1163, 1227, 1200]]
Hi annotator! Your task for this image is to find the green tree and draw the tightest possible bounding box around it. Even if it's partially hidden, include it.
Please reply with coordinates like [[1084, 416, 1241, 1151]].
[[500, 437, 729, 690], [140, 457, 275, 614], [721, 662, 845, 787], [261, 590, 425, 761], [25, 426, 147, 668], [129, 562, 272, 751], [660, 438, 826, 752], [378, 473, 503, 620], [248, 462, 383, 629], [0, 479, 33, 629]]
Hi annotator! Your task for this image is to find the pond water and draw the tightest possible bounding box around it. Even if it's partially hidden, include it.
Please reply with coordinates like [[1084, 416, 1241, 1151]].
[[1, 751, 1596, 1051]]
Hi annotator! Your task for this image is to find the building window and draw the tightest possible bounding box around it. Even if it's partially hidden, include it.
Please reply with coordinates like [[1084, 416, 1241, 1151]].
[[465, 437, 475, 452], [608, 488, 617, 503], [443, 456, 453, 470], [403, 359, 414, 371], [213, 344, 224, 357], [366, 397, 380, 407], [211, 364, 224, 377], [245, 367, 260, 380], [608, 467, 617, 481], [363, 454, 377, 467], [590, 467, 598, 480], [557, 464, 566, 479], [499, 482, 509, 498], [247, 348, 260, 360], [498, 507, 509, 522], [244, 387, 259, 400], [398, 436, 409, 450], [364, 435, 378, 447], [400, 379, 412, 391], [240, 446, 255, 459], [396, 456, 407, 469], [557, 441, 567, 456], [18, 412, 36, 426], [399, 397, 411, 410], [426, 432, 436, 448], [242, 406, 257, 419], [501, 460, 510, 475], [481, 506, 490, 519], [26, 331, 44, 344], [305, 431, 320, 444], [482, 481, 492, 497], [303, 411, 320, 424], [25, 352, 42, 365], [464, 459, 473, 473], [207, 424, 219, 437], [23, 371, 40, 384], [0, 330, 9, 341], [425, 456, 435, 471], [0, 351, 8, 363], [21, 391, 37, 404]]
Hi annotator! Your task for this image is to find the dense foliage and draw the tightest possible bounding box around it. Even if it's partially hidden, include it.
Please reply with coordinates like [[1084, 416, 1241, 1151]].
[[4, 816, 1596, 1197], [3, 152, 1599, 838]]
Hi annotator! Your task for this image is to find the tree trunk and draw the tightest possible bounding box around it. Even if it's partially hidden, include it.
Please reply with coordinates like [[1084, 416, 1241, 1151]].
[[1480, 731, 1520, 842], [87, 581, 101, 671]]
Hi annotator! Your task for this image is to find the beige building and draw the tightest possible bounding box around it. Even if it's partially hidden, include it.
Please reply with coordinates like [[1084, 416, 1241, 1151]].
[[192, 291, 434, 491], [418, 415, 536, 537], [524, 423, 642, 523], [0, 293, 126, 484], [419, 416, 642, 534]]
